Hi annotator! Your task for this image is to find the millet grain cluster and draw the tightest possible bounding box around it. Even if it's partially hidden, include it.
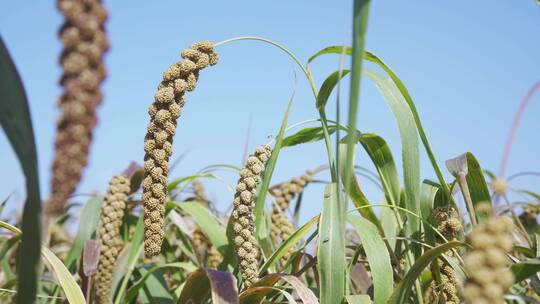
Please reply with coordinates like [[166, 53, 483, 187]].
[[463, 216, 515, 304], [142, 42, 218, 257], [424, 206, 461, 304], [95, 175, 130, 304], [46, 0, 109, 215], [231, 145, 272, 287], [269, 171, 314, 263]]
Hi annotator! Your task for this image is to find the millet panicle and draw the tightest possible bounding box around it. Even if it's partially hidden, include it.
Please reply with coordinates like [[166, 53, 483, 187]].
[[231, 145, 272, 287], [424, 205, 462, 304], [45, 0, 109, 215], [142, 41, 218, 257], [269, 171, 314, 263], [95, 175, 130, 304], [463, 216, 515, 304]]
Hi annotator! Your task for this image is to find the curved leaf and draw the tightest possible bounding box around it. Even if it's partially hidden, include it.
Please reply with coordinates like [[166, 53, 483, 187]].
[[173, 201, 229, 256], [0, 36, 41, 304], [41, 246, 86, 304], [64, 196, 103, 269], [364, 69, 420, 236], [347, 215, 393, 304], [260, 215, 319, 274], [446, 152, 491, 223], [338, 139, 383, 235], [309, 46, 450, 200], [357, 133, 400, 206], [255, 98, 293, 245], [282, 125, 339, 147], [317, 70, 350, 111], [511, 259, 540, 282], [125, 263, 196, 302]]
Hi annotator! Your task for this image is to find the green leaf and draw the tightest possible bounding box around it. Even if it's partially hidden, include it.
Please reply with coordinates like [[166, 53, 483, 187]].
[[259, 215, 319, 274], [0, 36, 42, 304], [309, 47, 451, 200], [357, 133, 400, 206], [511, 259, 540, 282], [387, 241, 464, 304], [364, 69, 421, 236], [114, 216, 144, 304], [317, 70, 350, 111], [64, 196, 103, 269], [282, 125, 339, 148], [255, 98, 293, 248], [446, 152, 491, 223], [463, 153, 491, 221], [380, 201, 398, 250], [345, 295, 372, 304], [173, 201, 229, 256], [420, 181, 443, 246], [338, 138, 383, 235], [318, 183, 346, 303], [347, 215, 393, 304], [138, 267, 175, 303], [126, 263, 196, 302], [178, 268, 239, 304], [41, 246, 86, 304]]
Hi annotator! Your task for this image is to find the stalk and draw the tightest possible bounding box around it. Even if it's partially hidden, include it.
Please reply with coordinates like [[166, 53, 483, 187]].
[[215, 36, 337, 182]]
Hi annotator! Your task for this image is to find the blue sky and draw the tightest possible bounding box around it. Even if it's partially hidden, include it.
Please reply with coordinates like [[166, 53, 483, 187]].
[[1, 1, 539, 222]]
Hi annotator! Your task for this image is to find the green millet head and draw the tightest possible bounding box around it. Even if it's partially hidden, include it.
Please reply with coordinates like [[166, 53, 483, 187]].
[[424, 205, 461, 303], [463, 216, 515, 304], [268, 171, 314, 263], [95, 175, 130, 304], [432, 205, 462, 241], [231, 144, 272, 287], [46, 0, 109, 216], [270, 170, 314, 210], [142, 41, 218, 257]]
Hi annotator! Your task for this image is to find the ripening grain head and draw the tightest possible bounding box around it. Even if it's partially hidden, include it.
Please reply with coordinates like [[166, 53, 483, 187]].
[[46, 0, 109, 216], [95, 175, 130, 304], [231, 145, 272, 287], [463, 216, 515, 304], [142, 41, 218, 257]]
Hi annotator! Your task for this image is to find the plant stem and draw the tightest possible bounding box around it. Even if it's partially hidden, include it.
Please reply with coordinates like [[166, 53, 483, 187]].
[[457, 172, 477, 226], [499, 80, 540, 179], [215, 36, 337, 182], [344, 0, 370, 193]]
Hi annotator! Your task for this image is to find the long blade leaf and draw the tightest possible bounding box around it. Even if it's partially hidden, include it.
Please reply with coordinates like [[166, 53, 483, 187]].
[[0, 36, 41, 304]]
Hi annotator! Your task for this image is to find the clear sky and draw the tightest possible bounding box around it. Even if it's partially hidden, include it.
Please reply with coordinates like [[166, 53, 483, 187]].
[[1, 1, 539, 222]]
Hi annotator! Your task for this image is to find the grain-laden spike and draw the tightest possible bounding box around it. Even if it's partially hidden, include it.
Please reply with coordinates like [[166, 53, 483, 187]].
[[142, 41, 218, 257], [231, 145, 272, 287], [269, 171, 314, 263], [424, 206, 462, 304], [45, 0, 109, 216], [463, 216, 515, 304], [95, 175, 130, 304]]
